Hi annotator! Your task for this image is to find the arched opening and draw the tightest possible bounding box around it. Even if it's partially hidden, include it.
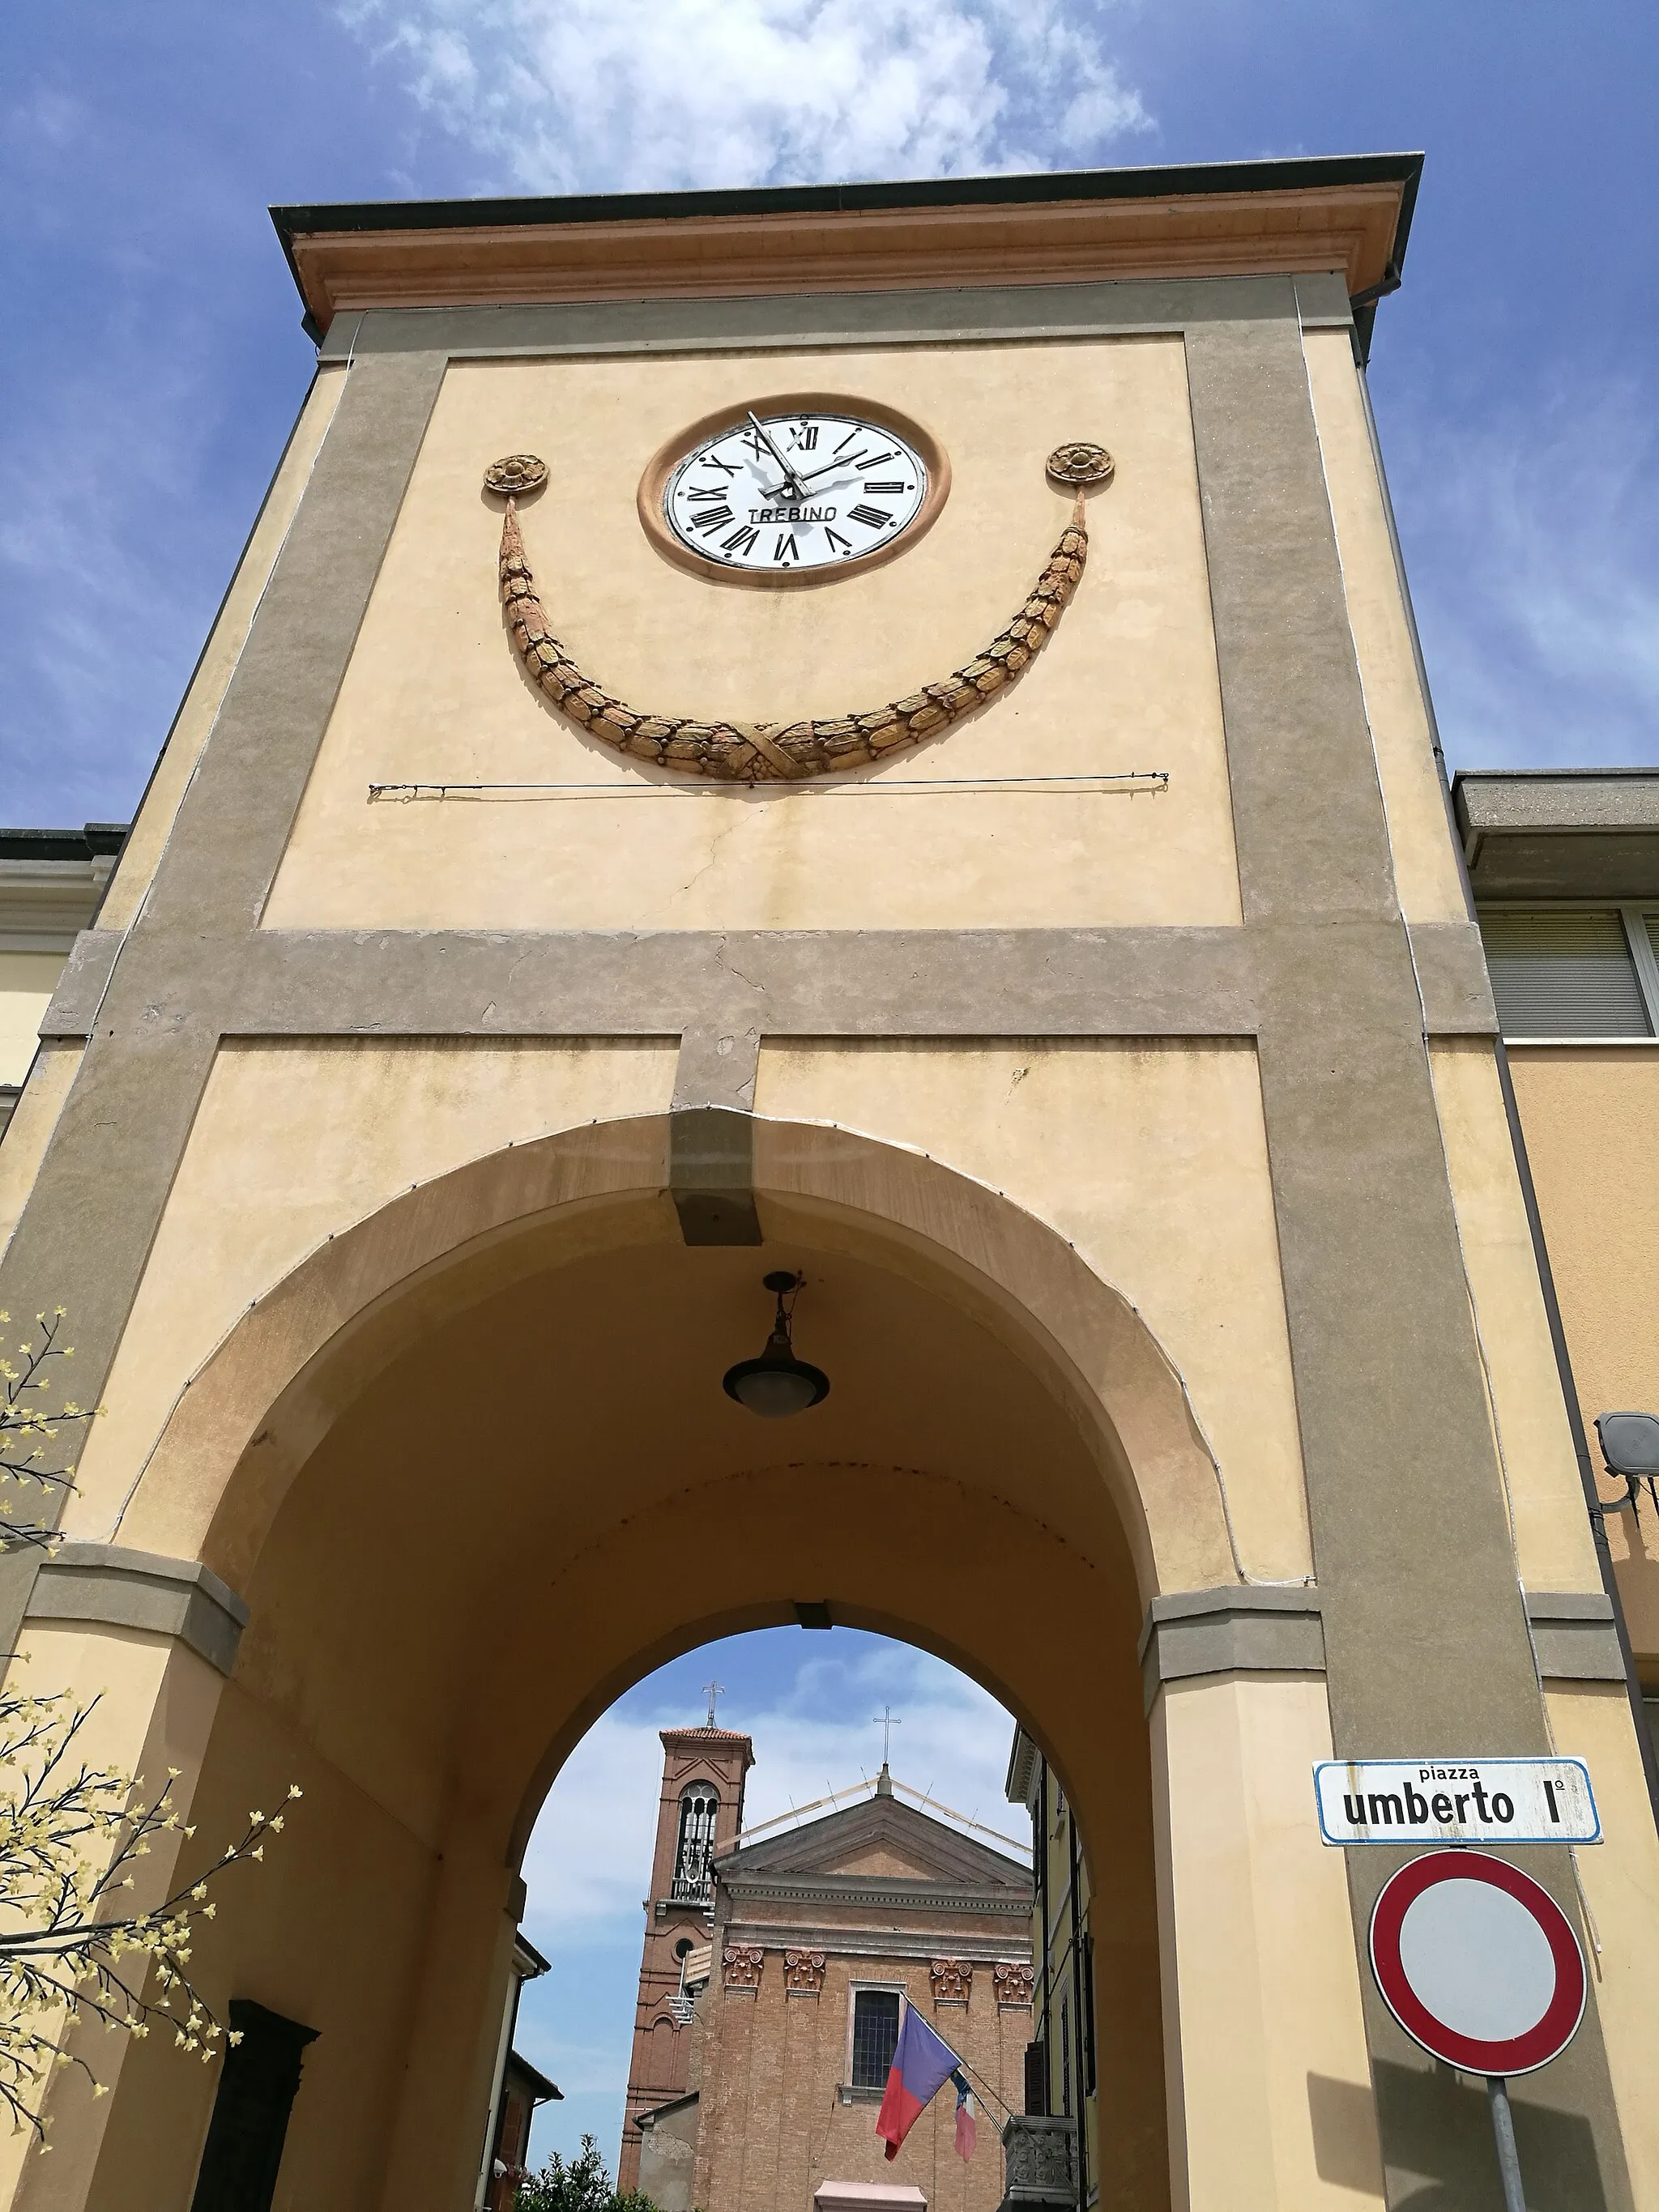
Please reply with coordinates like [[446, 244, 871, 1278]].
[[71, 1117, 1207, 2212]]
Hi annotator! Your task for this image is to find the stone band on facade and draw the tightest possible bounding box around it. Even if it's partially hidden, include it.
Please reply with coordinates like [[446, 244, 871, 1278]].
[[1525, 1591, 1629, 1682], [1137, 1585, 1325, 1708], [24, 1542, 249, 1677]]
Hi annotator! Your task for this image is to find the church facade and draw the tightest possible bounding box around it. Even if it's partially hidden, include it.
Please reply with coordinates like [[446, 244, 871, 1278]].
[[622, 1727, 1031, 2212], [1, 151, 1657, 2211]]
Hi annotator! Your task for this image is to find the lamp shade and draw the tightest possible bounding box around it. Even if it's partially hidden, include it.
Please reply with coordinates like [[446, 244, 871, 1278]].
[[723, 1272, 830, 1418]]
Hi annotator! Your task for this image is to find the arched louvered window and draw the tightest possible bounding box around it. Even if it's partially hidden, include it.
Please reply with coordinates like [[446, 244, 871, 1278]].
[[672, 1786, 719, 1903]]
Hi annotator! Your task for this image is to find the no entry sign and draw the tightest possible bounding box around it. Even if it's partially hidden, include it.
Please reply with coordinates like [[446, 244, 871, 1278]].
[[1369, 1852, 1587, 2076]]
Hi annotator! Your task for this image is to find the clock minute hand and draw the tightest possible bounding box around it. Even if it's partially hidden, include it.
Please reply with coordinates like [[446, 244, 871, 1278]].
[[747, 411, 809, 500], [791, 444, 898, 486]]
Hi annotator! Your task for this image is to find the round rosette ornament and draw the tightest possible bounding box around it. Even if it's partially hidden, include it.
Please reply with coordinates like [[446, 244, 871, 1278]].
[[1045, 441, 1115, 489], [483, 454, 548, 498]]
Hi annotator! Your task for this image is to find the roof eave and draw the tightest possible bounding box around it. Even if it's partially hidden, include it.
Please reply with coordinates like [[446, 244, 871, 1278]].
[[271, 151, 1422, 339]]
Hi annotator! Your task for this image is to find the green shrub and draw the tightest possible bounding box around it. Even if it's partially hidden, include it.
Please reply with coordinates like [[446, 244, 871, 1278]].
[[515, 2133, 659, 2212]]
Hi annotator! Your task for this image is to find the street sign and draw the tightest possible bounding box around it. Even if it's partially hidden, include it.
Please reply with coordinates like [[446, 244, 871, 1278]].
[[1314, 1756, 1599, 1846], [1369, 1852, 1587, 2076]]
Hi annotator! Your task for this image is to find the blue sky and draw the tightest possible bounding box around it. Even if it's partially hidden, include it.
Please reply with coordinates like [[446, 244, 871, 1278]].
[[5, 0, 1655, 2176]]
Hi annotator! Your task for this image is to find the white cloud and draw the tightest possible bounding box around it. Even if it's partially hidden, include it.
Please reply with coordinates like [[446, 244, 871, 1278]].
[[1385, 372, 1659, 771], [340, 0, 1149, 195]]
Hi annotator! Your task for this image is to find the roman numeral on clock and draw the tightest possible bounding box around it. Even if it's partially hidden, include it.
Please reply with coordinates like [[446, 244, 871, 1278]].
[[692, 505, 735, 534], [722, 525, 760, 556], [825, 527, 853, 556], [687, 485, 727, 502], [788, 425, 820, 450], [863, 481, 907, 495], [699, 457, 740, 477], [773, 532, 800, 564], [847, 504, 892, 531]]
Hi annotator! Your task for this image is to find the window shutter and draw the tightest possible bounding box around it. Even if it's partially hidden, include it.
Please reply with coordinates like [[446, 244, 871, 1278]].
[[1023, 2037, 1049, 2116], [1478, 911, 1651, 1038]]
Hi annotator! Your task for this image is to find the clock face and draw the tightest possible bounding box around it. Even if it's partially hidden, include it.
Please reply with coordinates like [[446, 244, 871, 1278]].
[[663, 410, 930, 575]]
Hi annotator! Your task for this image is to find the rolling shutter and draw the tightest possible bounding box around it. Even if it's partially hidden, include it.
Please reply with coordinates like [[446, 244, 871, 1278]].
[[1478, 910, 1651, 1038]]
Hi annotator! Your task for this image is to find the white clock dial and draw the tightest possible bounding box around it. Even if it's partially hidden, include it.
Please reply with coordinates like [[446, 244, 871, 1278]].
[[663, 410, 929, 574]]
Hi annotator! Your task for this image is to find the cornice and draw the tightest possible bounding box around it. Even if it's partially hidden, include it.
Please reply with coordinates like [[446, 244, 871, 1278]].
[[272, 157, 1419, 333], [718, 1875, 1030, 1915], [0, 859, 113, 954], [721, 1924, 1034, 1965]]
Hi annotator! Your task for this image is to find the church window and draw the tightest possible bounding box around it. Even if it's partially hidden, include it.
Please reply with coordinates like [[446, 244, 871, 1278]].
[[851, 1988, 902, 2089], [672, 1785, 719, 1902]]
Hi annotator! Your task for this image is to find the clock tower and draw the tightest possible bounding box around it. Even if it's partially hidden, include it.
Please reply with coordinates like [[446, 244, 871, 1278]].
[[2, 153, 1655, 2212]]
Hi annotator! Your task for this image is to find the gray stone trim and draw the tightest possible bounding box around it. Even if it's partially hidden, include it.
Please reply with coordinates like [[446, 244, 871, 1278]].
[[25, 923, 1494, 1046], [1402, 921, 1498, 1035], [0, 349, 449, 1668], [1186, 308, 1633, 2203], [25, 1542, 249, 1677], [322, 272, 1313, 365], [672, 1024, 760, 1114], [1292, 271, 1356, 329], [1187, 308, 1550, 1749], [1525, 1590, 1628, 1683], [38, 930, 122, 1039], [1137, 1585, 1324, 1709], [670, 1106, 761, 1247]]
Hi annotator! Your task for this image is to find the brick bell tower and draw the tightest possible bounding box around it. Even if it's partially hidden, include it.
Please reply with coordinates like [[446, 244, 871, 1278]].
[[616, 1702, 754, 2189]]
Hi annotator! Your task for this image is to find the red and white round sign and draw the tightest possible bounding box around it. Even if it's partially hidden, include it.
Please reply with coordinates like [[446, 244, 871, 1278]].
[[1369, 1852, 1586, 2076]]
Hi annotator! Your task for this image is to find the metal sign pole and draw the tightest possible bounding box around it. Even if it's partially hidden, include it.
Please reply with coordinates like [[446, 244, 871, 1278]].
[[1486, 2078, 1528, 2212]]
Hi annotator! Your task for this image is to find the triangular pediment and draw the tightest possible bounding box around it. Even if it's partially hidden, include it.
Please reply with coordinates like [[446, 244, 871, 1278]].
[[714, 1789, 1029, 1895]]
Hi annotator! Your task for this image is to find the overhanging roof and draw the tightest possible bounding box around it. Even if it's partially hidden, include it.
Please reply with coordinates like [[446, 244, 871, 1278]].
[[271, 152, 1421, 339], [1454, 769, 1659, 901]]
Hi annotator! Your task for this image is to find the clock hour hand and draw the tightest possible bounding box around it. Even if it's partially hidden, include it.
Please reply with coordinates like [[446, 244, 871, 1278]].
[[746, 411, 810, 501]]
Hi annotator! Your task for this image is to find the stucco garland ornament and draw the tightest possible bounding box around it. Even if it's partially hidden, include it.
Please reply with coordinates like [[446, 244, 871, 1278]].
[[489, 455, 1101, 784]]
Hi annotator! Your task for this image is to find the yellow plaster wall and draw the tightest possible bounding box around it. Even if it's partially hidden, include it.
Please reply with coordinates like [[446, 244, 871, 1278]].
[[64, 1038, 677, 1549], [0, 1622, 227, 2212], [754, 1038, 1312, 1585], [1301, 327, 1467, 926], [1506, 1050, 1659, 1658], [262, 337, 1241, 934], [1542, 1682, 1659, 2212], [0, 1040, 83, 1262], [65, 1669, 448, 2212], [1425, 1041, 1602, 1592], [97, 366, 348, 935], [1150, 1673, 1382, 2212], [0, 951, 62, 1089]]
